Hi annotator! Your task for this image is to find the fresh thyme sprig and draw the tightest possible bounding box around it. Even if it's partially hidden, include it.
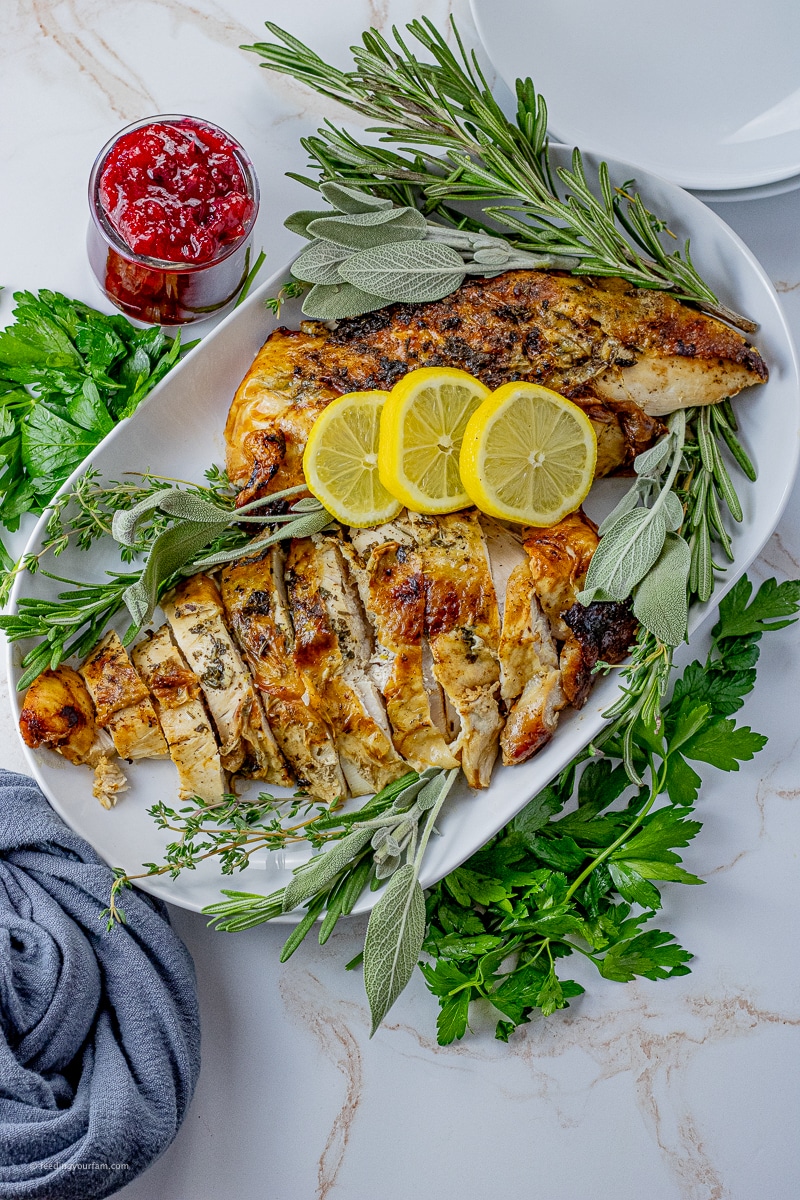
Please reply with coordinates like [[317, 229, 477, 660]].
[[246, 18, 755, 330], [102, 786, 353, 928], [264, 279, 310, 316]]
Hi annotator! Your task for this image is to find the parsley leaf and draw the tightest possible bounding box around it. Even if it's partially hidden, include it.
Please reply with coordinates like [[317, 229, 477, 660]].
[[670, 660, 757, 718], [664, 753, 702, 806], [680, 719, 767, 770], [507, 785, 565, 838], [0, 290, 185, 530], [713, 576, 800, 641], [436, 991, 471, 1044], [599, 930, 692, 982], [444, 867, 507, 906]]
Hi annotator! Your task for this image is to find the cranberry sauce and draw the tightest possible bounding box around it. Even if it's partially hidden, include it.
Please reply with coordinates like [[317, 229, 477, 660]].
[[88, 115, 259, 325]]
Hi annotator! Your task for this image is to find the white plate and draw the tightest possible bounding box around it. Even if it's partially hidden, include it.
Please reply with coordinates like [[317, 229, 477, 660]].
[[691, 170, 800, 204], [6, 149, 800, 918], [472, 0, 800, 191]]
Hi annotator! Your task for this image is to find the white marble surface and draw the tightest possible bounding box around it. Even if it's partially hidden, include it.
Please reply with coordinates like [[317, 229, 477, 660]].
[[2, 3, 800, 1198]]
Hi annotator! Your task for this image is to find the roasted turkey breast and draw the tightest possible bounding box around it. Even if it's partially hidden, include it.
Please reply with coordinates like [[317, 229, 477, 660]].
[[285, 535, 408, 796], [406, 510, 504, 789], [225, 270, 767, 505], [163, 573, 290, 784], [219, 544, 346, 802], [80, 630, 167, 762], [19, 664, 127, 808], [22, 269, 766, 805], [344, 520, 460, 773], [132, 625, 227, 804]]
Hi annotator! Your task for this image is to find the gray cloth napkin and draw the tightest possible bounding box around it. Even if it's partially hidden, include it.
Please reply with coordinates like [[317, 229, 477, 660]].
[[0, 770, 201, 1199]]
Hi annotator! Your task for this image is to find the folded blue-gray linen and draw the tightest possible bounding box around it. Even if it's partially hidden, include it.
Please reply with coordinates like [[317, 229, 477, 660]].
[[0, 770, 200, 1200]]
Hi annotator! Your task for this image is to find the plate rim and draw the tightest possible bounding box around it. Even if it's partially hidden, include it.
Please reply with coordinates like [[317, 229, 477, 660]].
[[5, 170, 800, 919]]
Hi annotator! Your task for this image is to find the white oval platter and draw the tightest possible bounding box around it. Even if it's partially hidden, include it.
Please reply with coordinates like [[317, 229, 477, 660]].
[[6, 149, 799, 919]]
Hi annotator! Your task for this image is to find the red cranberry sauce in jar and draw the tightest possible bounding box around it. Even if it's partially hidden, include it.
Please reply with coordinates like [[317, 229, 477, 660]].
[[98, 119, 253, 264], [88, 115, 259, 325]]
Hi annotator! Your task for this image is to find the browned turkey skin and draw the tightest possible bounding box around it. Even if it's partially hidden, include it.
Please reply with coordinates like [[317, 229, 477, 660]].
[[225, 269, 767, 505]]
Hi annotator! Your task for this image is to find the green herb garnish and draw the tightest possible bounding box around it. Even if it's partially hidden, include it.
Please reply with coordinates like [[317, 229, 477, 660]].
[[109, 766, 460, 1035], [245, 19, 754, 331], [282, 181, 577, 320], [589, 403, 761, 778], [0, 290, 185, 537], [0, 470, 331, 688]]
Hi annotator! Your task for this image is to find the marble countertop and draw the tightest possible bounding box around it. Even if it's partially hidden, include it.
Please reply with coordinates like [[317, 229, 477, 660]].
[[3, 3, 800, 1197]]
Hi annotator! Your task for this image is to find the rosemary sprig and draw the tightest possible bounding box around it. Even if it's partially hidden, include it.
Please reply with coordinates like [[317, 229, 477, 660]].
[[7, 571, 140, 691], [246, 18, 755, 330]]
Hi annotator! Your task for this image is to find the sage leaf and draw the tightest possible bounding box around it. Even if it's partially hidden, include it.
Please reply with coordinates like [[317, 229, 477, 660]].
[[319, 181, 393, 214], [284, 209, 331, 239], [598, 484, 641, 536], [374, 853, 402, 880], [302, 282, 387, 320], [290, 496, 325, 513], [634, 437, 672, 478], [307, 207, 427, 250], [363, 862, 426, 1035], [579, 507, 667, 604], [633, 533, 691, 646], [662, 489, 685, 533], [111, 488, 173, 546], [291, 239, 352, 285], [281, 827, 373, 913], [158, 490, 231, 522], [339, 240, 467, 303], [191, 506, 333, 569], [415, 769, 450, 812], [472, 246, 511, 265], [122, 517, 229, 632], [391, 767, 440, 812]]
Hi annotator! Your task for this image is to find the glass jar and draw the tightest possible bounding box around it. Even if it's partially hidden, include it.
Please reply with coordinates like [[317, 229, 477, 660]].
[[87, 114, 260, 326]]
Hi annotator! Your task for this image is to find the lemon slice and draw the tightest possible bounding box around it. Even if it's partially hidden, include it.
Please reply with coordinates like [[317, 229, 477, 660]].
[[459, 382, 597, 526], [303, 391, 402, 528], [378, 367, 491, 513]]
